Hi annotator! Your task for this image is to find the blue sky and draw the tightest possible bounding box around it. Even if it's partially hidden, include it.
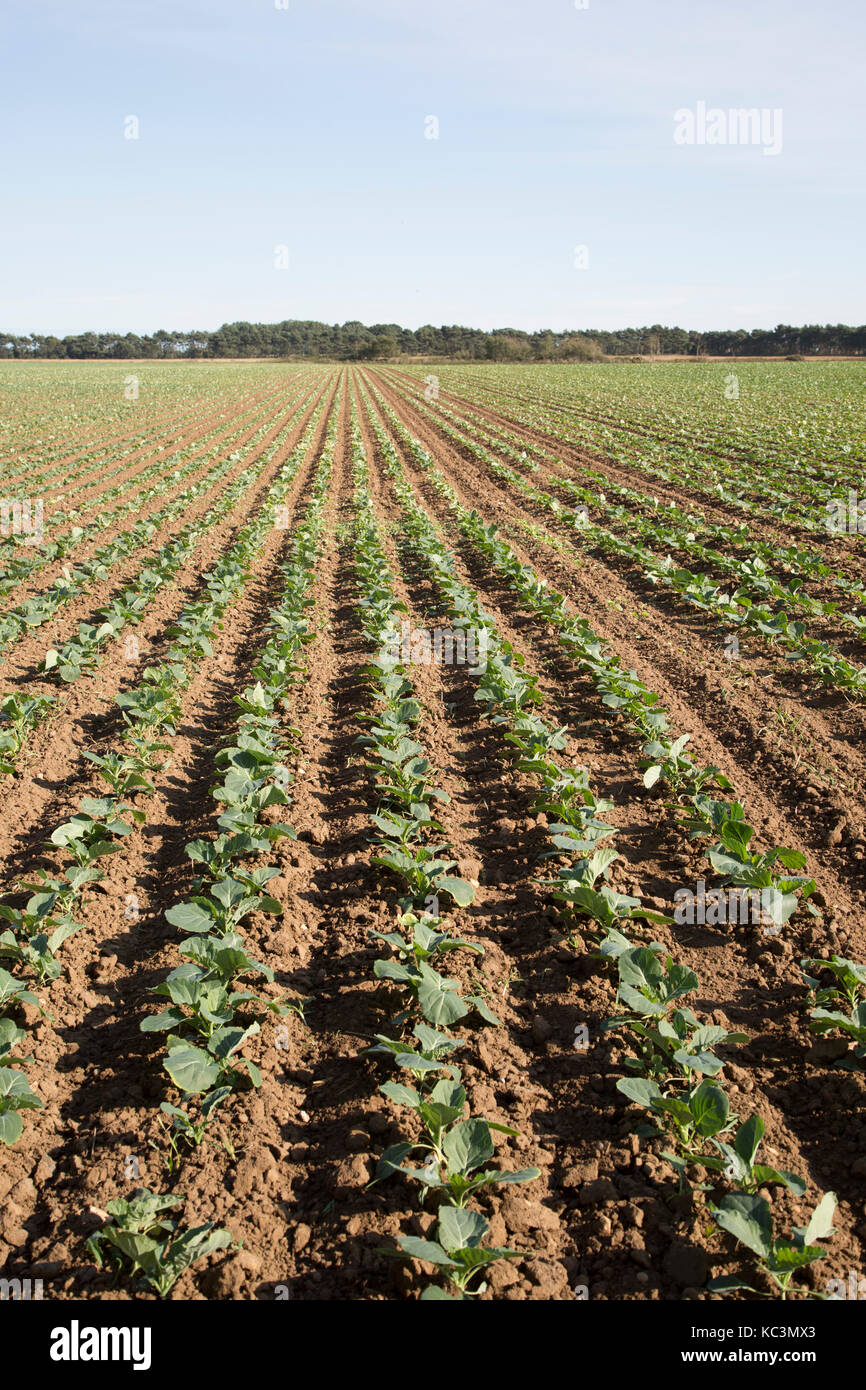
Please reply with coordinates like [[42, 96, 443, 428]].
[[2, 0, 863, 335]]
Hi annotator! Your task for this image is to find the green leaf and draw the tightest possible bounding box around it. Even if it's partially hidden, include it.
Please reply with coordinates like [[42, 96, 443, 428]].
[[769, 1241, 827, 1273], [165, 902, 213, 933], [376, 1142, 414, 1178], [734, 1113, 763, 1166], [691, 1081, 729, 1137], [396, 1236, 456, 1267], [162, 1042, 221, 1095], [466, 995, 502, 1027], [712, 1192, 773, 1259], [616, 1077, 663, 1108], [438, 1205, 487, 1252], [800, 1192, 837, 1245], [140, 1008, 186, 1033], [379, 1082, 420, 1109], [435, 875, 475, 907], [416, 967, 469, 1026], [752, 1164, 807, 1197], [442, 1118, 494, 1175], [0, 1110, 24, 1145], [706, 1275, 757, 1293]]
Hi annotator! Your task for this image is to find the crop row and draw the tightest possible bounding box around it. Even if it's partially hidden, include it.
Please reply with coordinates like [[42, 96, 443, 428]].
[[348, 391, 541, 1298], [85, 391, 342, 1294], [0, 387, 331, 776], [366, 388, 821, 932]]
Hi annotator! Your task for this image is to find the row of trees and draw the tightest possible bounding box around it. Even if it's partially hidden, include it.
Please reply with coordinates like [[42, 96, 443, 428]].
[[2, 320, 865, 360]]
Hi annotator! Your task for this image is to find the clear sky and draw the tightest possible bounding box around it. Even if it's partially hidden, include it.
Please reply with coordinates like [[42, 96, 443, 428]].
[[2, 0, 863, 336]]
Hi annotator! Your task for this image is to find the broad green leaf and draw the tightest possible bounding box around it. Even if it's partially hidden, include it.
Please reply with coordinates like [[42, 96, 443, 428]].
[[165, 902, 213, 933], [396, 1236, 456, 1267], [438, 1205, 488, 1252], [442, 1118, 494, 1176], [162, 1042, 221, 1095], [435, 875, 475, 907], [712, 1192, 773, 1259]]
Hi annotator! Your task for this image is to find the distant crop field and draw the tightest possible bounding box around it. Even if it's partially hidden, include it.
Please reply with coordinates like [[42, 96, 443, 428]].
[[0, 358, 864, 1301]]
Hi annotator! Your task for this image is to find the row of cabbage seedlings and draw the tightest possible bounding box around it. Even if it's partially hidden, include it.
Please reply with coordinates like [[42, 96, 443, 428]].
[[388, 375, 866, 625], [412, 394, 866, 698], [362, 385, 841, 1298], [0, 397, 329, 1286], [138, 394, 336, 1132], [518, 467, 866, 695], [0, 382, 277, 596], [0, 383, 314, 660], [348, 403, 541, 1299], [0, 380, 305, 597], [0, 398, 330, 1155], [85, 398, 341, 1297], [0, 781, 146, 1146], [83, 389, 339, 1289], [368, 386, 820, 939], [1, 383, 221, 482], [549, 470, 866, 610], [360, 386, 649, 926], [387, 389, 866, 1255], [601, 934, 838, 1298]]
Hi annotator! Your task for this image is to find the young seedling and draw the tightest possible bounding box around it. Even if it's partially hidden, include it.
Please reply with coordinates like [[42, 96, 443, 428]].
[[164, 876, 282, 937], [177, 931, 274, 987], [683, 796, 817, 926], [604, 1004, 748, 1083], [806, 999, 866, 1061], [159, 1028, 262, 1097], [393, 1205, 526, 1299], [0, 921, 78, 983], [82, 748, 157, 796], [378, 1104, 540, 1208], [0, 1015, 32, 1066], [44, 619, 119, 681], [367, 1020, 463, 1084], [611, 942, 701, 1019], [641, 732, 733, 797], [0, 692, 55, 772], [49, 796, 139, 866], [708, 1190, 837, 1299], [554, 853, 670, 935], [150, 1088, 233, 1170], [617, 1076, 734, 1170], [86, 1189, 234, 1297], [372, 915, 500, 1026], [0, 967, 45, 1017]]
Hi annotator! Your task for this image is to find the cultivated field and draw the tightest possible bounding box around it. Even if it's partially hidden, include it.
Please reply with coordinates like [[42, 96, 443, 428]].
[[0, 358, 865, 1301]]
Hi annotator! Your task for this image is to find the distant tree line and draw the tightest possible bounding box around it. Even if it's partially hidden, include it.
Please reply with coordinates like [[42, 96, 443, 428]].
[[2, 320, 865, 361]]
